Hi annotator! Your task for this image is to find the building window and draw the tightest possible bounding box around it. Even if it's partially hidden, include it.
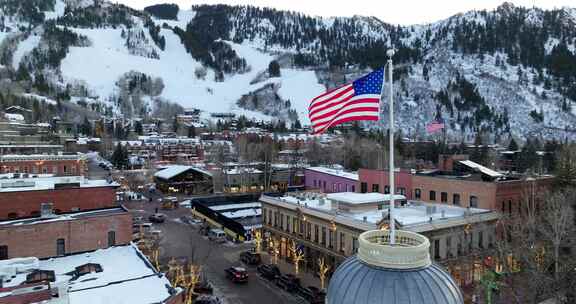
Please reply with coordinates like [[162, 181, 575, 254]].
[[314, 225, 319, 243], [329, 230, 335, 249], [415, 189, 421, 199], [7, 212, 18, 219], [478, 231, 484, 249], [314, 180, 317, 187], [430, 191, 436, 201], [300, 220, 305, 236], [280, 214, 284, 229], [446, 237, 452, 258], [397, 187, 406, 195], [352, 237, 359, 253], [434, 239, 440, 260], [453, 194, 461, 205], [501, 201, 505, 213], [0, 245, 7, 260], [360, 182, 367, 193], [332, 183, 337, 192], [268, 210, 272, 225], [470, 196, 478, 208], [292, 218, 297, 234], [441, 192, 448, 203], [286, 215, 290, 232], [384, 185, 390, 194], [307, 223, 311, 240], [323, 181, 326, 190], [108, 231, 116, 247], [262, 209, 267, 224], [351, 185, 355, 192], [339, 232, 346, 252], [321, 227, 326, 246], [372, 184, 379, 193], [508, 200, 512, 216], [57, 239, 66, 256], [63, 165, 68, 174]]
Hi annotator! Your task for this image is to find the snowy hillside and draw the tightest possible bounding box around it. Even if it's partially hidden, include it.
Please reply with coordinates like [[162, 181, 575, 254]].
[[0, 0, 575, 141]]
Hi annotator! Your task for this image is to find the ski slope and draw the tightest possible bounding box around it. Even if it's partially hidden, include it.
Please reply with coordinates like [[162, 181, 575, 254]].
[[60, 23, 324, 122]]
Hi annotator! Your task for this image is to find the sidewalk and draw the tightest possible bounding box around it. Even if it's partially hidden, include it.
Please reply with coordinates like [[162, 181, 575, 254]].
[[259, 251, 323, 290]]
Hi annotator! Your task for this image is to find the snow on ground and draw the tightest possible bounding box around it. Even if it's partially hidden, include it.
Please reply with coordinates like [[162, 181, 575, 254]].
[[21, 93, 58, 105], [60, 25, 323, 122], [152, 9, 196, 28], [12, 34, 41, 69], [277, 68, 325, 123], [44, 0, 66, 20]]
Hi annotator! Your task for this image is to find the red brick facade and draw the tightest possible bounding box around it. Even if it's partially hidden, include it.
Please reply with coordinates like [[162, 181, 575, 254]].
[[0, 159, 86, 176], [358, 169, 413, 199], [0, 209, 132, 259], [0, 186, 118, 220]]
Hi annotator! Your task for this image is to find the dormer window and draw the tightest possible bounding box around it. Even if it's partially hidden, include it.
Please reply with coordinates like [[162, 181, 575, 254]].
[[26, 270, 55, 284]]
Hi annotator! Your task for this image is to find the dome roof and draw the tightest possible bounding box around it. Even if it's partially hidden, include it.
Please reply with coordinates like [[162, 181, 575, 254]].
[[327, 256, 463, 304], [327, 230, 464, 304]]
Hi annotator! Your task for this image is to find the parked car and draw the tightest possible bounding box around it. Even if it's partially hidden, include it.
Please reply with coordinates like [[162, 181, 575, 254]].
[[240, 251, 261, 265], [225, 267, 248, 283], [148, 213, 166, 223], [257, 264, 281, 281], [194, 295, 222, 304], [276, 274, 301, 293], [208, 229, 227, 243], [194, 281, 214, 295], [298, 286, 326, 304]]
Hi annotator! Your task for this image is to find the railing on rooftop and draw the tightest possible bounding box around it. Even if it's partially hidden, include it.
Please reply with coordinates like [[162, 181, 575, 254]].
[[358, 230, 431, 270]]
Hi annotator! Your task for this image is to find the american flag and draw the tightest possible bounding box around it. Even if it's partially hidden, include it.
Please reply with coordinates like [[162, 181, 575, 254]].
[[308, 68, 384, 134], [426, 118, 445, 133]]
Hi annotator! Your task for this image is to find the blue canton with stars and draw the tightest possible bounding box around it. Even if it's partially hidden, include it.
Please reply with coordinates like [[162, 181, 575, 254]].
[[352, 68, 385, 95]]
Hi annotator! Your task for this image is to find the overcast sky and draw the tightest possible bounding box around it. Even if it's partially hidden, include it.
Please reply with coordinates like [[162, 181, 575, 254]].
[[115, 0, 575, 25]]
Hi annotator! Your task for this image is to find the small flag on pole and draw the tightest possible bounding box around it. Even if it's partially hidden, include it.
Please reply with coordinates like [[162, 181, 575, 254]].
[[426, 118, 445, 134], [308, 68, 384, 134]]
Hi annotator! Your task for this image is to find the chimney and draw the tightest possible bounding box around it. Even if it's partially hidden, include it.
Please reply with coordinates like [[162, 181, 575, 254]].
[[40, 203, 54, 218]]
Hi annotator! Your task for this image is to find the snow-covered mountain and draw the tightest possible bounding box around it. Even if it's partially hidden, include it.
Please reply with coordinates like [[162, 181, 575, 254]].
[[1, 0, 575, 141]]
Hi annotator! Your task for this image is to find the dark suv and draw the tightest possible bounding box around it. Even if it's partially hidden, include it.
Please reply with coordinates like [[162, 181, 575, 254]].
[[298, 286, 326, 304], [276, 274, 301, 293], [240, 251, 262, 265], [256, 264, 281, 281]]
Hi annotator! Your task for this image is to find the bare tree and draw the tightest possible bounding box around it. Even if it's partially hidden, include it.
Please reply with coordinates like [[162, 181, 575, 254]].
[[540, 190, 574, 279]]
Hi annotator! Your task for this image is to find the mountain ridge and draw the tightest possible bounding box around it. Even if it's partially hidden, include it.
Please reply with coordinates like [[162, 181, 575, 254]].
[[0, 0, 575, 142]]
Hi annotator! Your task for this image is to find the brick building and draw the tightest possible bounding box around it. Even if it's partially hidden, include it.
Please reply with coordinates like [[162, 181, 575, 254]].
[[357, 168, 412, 198], [0, 154, 87, 176], [0, 207, 131, 259], [0, 175, 119, 220], [305, 167, 358, 193]]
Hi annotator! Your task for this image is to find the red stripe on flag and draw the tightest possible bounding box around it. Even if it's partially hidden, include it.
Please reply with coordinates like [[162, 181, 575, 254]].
[[313, 115, 379, 134], [310, 99, 380, 122], [309, 85, 354, 112], [312, 107, 379, 130]]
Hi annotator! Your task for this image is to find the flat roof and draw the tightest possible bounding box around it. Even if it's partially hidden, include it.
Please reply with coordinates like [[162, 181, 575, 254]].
[[327, 192, 406, 204], [0, 244, 176, 304], [265, 194, 497, 231], [0, 176, 118, 193], [0, 208, 127, 227], [306, 167, 359, 181]]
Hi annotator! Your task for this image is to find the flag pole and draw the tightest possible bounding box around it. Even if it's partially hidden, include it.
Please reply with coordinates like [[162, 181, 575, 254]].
[[387, 49, 396, 245]]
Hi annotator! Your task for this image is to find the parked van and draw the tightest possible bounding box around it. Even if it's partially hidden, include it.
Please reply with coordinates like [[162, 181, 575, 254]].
[[208, 229, 227, 243]]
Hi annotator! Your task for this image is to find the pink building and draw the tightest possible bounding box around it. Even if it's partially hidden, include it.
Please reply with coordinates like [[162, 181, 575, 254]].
[[358, 169, 413, 199], [305, 167, 358, 193]]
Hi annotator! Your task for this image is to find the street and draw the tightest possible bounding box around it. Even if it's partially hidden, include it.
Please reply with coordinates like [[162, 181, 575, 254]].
[[124, 200, 304, 304]]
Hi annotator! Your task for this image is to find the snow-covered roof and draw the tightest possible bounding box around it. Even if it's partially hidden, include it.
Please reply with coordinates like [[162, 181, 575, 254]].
[[4, 113, 25, 122], [221, 208, 261, 219], [326, 192, 406, 205], [459, 160, 503, 178], [0, 176, 118, 193], [225, 168, 263, 175], [0, 244, 178, 304], [306, 167, 359, 181], [209, 202, 261, 211], [268, 195, 495, 230], [154, 165, 212, 180]]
